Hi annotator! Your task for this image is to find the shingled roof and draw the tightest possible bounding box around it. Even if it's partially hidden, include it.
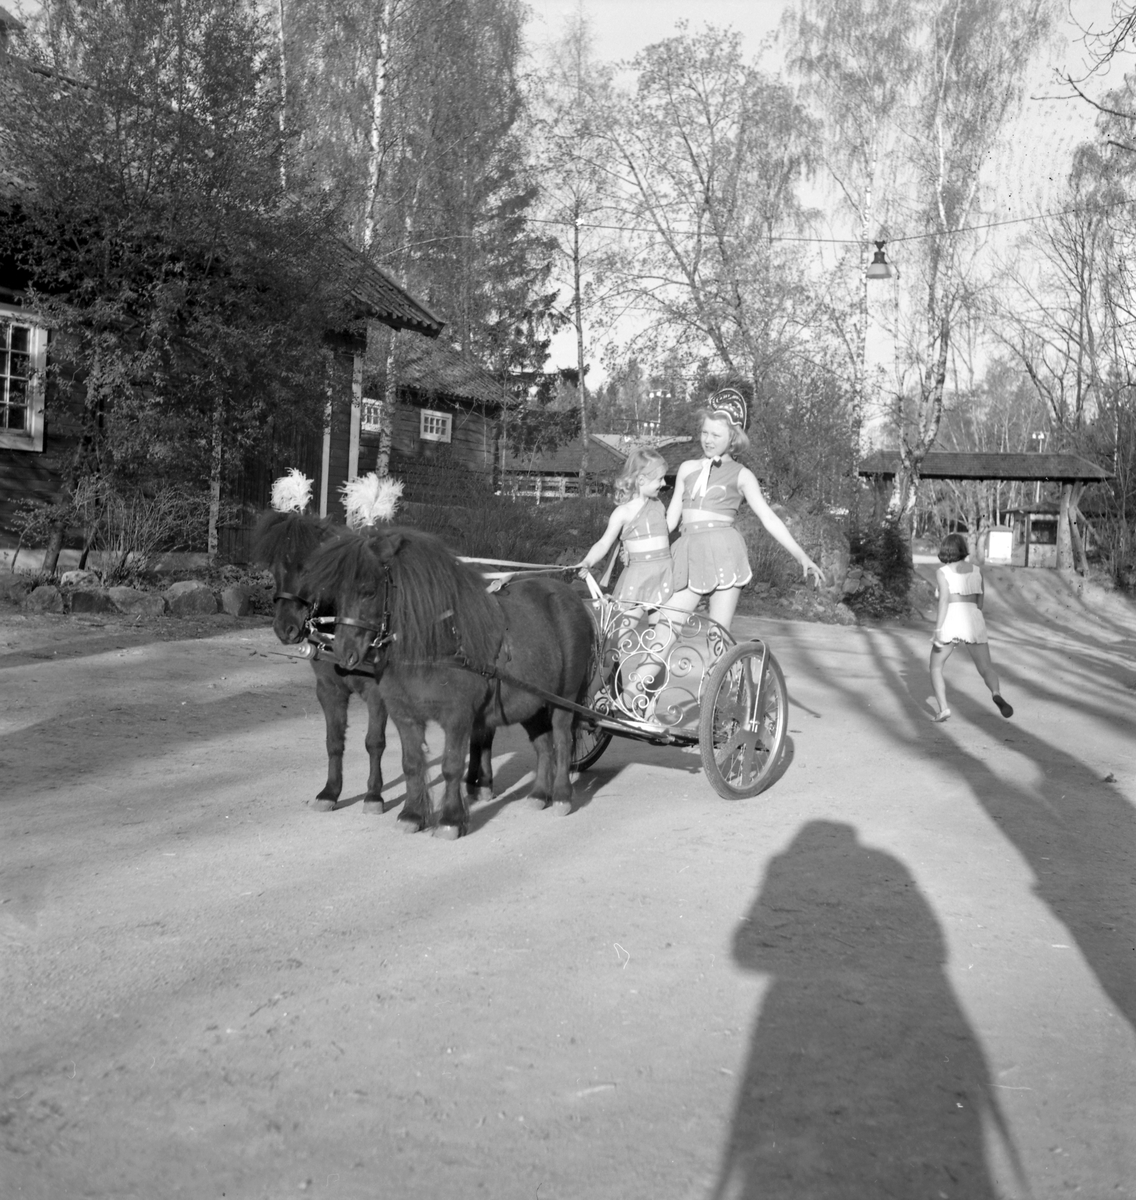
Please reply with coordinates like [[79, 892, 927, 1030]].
[[393, 337, 503, 406], [858, 450, 1112, 483], [501, 434, 629, 475], [322, 241, 443, 338]]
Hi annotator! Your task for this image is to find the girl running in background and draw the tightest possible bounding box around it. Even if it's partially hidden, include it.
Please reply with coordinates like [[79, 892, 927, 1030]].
[[666, 389, 823, 632], [930, 532, 1013, 722]]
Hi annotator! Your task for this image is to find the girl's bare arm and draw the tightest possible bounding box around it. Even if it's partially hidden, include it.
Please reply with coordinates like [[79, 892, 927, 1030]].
[[666, 463, 697, 532], [579, 504, 630, 569], [737, 469, 823, 584]]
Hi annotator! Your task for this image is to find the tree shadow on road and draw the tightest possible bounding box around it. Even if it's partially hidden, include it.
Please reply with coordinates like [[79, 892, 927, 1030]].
[[713, 820, 1019, 1200]]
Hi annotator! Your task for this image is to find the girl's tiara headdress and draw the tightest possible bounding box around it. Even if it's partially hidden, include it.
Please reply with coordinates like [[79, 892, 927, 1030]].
[[708, 388, 748, 430], [341, 472, 404, 528], [270, 468, 313, 513]]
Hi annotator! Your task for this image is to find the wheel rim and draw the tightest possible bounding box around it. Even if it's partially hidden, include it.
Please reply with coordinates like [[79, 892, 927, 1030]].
[[707, 652, 784, 793]]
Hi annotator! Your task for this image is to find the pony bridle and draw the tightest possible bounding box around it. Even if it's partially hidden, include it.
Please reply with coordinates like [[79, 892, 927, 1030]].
[[331, 564, 397, 661]]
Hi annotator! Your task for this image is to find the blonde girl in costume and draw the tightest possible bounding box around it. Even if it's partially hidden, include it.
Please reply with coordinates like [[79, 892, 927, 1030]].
[[578, 448, 674, 715], [665, 389, 823, 632], [929, 532, 1013, 722], [578, 447, 673, 605]]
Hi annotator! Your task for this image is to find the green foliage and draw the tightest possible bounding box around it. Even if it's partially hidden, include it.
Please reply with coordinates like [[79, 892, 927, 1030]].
[[404, 493, 609, 565], [844, 519, 913, 618], [1, 0, 354, 495]]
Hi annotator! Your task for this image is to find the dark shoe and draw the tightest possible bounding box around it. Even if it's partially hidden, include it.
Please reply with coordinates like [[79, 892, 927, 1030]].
[[993, 694, 1013, 718]]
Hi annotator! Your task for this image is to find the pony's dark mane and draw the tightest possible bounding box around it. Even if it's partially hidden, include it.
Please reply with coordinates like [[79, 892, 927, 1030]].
[[302, 526, 503, 664], [252, 510, 333, 573]]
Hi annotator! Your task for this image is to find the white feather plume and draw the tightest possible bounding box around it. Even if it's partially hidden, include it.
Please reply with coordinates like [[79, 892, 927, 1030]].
[[341, 473, 404, 528], [270, 468, 313, 514]]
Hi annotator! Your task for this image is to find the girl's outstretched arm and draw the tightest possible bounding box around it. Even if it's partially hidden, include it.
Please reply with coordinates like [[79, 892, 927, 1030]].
[[737, 469, 824, 586], [578, 503, 631, 570]]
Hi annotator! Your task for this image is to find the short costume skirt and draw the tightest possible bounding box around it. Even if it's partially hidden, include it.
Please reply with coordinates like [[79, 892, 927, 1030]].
[[671, 524, 752, 593], [934, 604, 988, 646], [615, 553, 674, 605]]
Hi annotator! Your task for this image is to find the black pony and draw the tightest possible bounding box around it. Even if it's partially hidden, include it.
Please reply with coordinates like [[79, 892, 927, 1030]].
[[252, 509, 389, 813], [300, 525, 596, 838]]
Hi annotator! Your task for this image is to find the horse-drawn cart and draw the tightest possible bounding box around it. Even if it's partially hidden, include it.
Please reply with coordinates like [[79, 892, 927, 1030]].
[[567, 572, 788, 799], [297, 565, 789, 802]]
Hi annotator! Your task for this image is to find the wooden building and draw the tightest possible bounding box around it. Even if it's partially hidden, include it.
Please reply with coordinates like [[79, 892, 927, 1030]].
[[858, 450, 1113, 570]]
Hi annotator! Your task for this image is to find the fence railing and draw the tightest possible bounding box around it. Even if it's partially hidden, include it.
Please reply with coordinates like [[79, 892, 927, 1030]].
[[500, 473, 609, 503]]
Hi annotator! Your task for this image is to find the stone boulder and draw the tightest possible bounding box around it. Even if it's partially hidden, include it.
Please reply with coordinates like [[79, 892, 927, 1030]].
[[164, 579, 219, 617], [109, 586, 168, 618], [219, 584, 251, 617], [0, 573, 31, 605], [60, 568, 101, 589], [24, 584, 64, 613], [69, 589, 116, 614]]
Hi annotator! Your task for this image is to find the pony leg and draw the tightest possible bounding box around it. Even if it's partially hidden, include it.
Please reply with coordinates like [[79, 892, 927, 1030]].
[[435, 719, 473, 839], [522, 712, 554, 809], [549, 705, 575, 816], [361, 684, 389, 814], [312, 663, 349, 812], [391, 714, 430, 833], [466, 722, 494, 804]]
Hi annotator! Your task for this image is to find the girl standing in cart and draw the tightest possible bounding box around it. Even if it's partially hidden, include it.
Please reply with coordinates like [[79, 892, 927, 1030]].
[[665, 389, 824, 632], [577, 447, 674, 714], [577, 446, 674, 607]]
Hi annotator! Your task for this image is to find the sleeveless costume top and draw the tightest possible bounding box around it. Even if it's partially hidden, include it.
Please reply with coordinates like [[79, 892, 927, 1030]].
[[671, 457, 753, 593], [934, 564, 987, 645], [615, 498, 674, 604]]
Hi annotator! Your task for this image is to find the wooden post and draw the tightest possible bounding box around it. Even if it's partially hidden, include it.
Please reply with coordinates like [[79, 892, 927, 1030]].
[[347, 353, 363, 483], [1057, 484, 1073, 570]]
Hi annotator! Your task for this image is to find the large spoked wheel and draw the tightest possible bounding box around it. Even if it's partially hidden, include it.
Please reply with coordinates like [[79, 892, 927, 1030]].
[[699, 640, 788, 799], [571, 719, 612, 772]]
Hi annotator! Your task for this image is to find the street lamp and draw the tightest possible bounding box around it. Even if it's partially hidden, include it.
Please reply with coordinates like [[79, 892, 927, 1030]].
[[866, 241, 894, 281], [647, 389, 672, 437]]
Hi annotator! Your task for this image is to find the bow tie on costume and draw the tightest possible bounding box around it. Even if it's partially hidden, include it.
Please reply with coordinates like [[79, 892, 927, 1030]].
[[689, 456, 723, 501]]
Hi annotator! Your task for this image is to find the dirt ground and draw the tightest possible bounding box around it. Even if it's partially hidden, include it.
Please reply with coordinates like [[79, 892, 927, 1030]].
[[2, 563, 1135, 1200]]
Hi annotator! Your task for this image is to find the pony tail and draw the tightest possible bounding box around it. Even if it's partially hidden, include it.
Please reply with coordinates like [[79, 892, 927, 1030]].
[[270, 468, 313, 513], [341, 472, 405, 528]]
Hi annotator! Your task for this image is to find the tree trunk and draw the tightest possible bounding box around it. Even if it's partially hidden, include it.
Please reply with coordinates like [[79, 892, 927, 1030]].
[[362, 0, 391, 250], [574, 214, 589, 483], [207, 396, 223, 563], [1057, 484, 1074, 570], [378, 331, 397, 477]]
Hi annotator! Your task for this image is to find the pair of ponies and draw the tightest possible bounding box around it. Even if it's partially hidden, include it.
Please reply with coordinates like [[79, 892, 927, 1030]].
[[252, 471, 595, 838]]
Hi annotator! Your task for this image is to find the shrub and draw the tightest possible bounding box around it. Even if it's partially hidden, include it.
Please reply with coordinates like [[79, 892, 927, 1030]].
[[844, 519, 914, 618]]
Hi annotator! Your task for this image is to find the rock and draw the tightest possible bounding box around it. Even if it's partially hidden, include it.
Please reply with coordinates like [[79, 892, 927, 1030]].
[[69, 588, 116, 614], [109, 586, 168, 617], [164, 580, 219, 617], [60, 569, 101, 589], [219, 584, 251, 617], [24, 584, 64, 613], [0, 573, 31, 604]]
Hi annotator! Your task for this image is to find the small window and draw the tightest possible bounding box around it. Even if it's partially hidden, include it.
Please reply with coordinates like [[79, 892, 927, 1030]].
[[361, 397, 383, 432], [0, 307, 46, 452], [419, 408, 452, 443]]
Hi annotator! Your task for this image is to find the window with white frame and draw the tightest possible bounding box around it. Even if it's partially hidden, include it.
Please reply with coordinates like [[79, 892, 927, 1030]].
[[361, 397, 383, 432], [0, 306, 46, 452], [419, 408, 452, 443]]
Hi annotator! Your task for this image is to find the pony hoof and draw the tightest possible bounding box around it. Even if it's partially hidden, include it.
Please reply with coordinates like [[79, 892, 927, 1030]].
[[362, 798, 384, 815], [526, 796, 550, 810], [467, 786, 493, 804], [433, 823, 464, 840], [396, 815, 424, 834], [552, 800, 572, 817], [313, 797, 337, 812]]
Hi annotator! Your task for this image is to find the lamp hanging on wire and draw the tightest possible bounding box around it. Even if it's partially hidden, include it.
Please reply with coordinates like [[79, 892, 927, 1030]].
[[866, 240, 894, 280]]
